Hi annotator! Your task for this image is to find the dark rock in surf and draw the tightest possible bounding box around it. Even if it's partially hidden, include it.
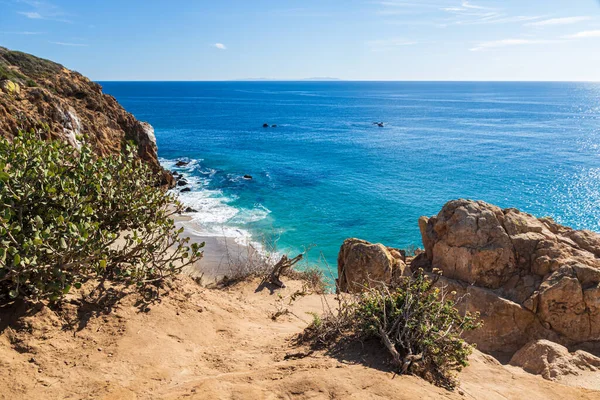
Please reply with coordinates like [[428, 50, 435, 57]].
[[175, 160, 189, 167], [243, 175, 253, 180], [180, 187, 191, 193], [262, 123, 269, 128]]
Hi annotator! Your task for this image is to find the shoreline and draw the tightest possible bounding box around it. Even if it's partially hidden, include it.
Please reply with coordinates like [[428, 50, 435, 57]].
[[173, 212, 267, 285]]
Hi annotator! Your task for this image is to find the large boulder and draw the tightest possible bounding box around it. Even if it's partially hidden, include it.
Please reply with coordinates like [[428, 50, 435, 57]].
[[418, 199, 600, 351], [337, 238, 408, 293], [509, 340, 600, 381]]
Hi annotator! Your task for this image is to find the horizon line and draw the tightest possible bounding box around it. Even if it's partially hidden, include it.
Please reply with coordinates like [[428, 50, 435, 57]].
[[94, 79, 600, 83]]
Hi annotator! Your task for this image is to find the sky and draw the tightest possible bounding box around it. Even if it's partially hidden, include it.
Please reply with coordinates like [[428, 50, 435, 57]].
[[1, 0, 600, 81]]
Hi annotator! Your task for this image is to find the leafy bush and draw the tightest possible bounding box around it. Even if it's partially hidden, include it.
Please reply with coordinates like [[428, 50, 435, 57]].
[[0, 130, 203, 303], [300, 270, 481, 390]]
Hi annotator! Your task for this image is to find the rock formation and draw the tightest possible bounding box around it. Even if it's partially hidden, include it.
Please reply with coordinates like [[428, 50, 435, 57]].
[[509, 340, 600, 381], [337, 238, 407, 293], [416, 199, 600, 354], [0, 47, 172, 186]]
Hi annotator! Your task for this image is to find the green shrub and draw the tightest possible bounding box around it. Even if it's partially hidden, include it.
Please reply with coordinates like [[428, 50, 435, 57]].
[[300, 270, 481, 390], [0, 130, 203, 303]]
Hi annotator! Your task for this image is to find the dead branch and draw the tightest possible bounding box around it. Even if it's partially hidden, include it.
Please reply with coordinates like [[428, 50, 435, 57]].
[[266, 253, 303, 288]]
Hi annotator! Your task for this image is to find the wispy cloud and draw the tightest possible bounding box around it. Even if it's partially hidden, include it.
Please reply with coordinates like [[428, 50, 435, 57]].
[[367, 38, 417, 51], [470, 38, 558, 52], [438, 1, 545, 26], [563, 30, 600, 39], [526, 16, 592, 27], [213, 43, 227, 50], [15, 0, 71, 23], [1, 31, 44, 35], [18, 11, 42, 19], [50, 41, 88, 47]]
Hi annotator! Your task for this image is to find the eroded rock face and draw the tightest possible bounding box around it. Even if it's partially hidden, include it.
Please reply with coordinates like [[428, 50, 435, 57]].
[[509, 340, 600, 381], [0, 47, 172, 186], [337, 238, 408, 293], [419, 199, 600, 351]]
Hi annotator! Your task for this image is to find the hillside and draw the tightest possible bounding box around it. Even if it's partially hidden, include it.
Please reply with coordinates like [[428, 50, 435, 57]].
[[0, 47, 171, 185]]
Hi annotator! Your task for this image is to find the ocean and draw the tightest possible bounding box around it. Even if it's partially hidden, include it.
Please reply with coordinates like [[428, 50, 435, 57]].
[[101, 81, 600, 268]]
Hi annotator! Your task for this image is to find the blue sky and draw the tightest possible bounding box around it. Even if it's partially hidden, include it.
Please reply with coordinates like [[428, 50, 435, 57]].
[[1, 0, 600, 81]]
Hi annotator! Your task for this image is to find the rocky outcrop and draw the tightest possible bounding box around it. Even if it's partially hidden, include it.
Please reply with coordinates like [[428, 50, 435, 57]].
[[0, 47, 172, 186], [417, 199, 600, 353], [337, 238, 408, 293], [509, 340, 600, 381]]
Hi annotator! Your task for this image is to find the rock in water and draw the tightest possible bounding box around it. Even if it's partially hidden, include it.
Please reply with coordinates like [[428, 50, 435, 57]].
[[180, 188, 191, 193], [0, 47, 173, 186], [262, 123, 269, 128], [243, 175, 253, 180], [337, 238, 408, 293], [417, 199, 600, 352], [175, 161, 189, 167]]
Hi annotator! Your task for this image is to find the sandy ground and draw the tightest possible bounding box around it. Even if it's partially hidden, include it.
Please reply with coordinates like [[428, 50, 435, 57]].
[[173, 213, 266, 286], [1, 276, 599, 400]]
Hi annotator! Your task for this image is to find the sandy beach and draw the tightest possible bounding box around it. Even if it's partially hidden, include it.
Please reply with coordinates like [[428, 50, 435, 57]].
[[173, 212, 267, 285]]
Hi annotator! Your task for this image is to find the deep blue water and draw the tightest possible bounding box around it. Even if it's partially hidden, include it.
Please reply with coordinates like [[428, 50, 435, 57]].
[[101, 81, 600, 267]]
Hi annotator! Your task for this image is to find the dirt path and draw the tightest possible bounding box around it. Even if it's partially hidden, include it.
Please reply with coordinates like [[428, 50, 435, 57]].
[[1, 277, 598, 400]]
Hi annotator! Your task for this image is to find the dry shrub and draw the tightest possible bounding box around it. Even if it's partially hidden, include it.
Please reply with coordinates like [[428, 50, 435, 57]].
[[299, 269, 481, 390]]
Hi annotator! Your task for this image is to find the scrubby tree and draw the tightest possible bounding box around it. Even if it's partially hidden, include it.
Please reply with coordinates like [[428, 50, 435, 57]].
[[301, 270, 481, 390], [0, 130, 203, 303]]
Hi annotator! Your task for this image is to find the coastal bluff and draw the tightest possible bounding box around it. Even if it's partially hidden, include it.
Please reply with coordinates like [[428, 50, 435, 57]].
[[338, 199, 600, 385], [0, 47, 172, 185]]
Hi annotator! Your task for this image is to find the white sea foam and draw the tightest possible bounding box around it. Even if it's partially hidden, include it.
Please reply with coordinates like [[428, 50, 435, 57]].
[[161, 157, 275, 258]]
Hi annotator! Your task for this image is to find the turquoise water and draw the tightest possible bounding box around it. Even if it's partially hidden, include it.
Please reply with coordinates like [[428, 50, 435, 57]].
[[101, 81, 600, 267]]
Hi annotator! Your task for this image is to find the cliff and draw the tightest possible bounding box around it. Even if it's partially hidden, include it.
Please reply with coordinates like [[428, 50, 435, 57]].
[[0, 47, 172, 185]]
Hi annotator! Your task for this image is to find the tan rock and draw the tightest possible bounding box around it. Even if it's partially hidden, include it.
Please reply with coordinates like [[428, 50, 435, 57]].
[[419, 199, 600, 350], [337, 238, 407, 293], [509, 340, 600, 381]]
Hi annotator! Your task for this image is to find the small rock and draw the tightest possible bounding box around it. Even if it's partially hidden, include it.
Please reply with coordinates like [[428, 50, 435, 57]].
[[180, 187, 191, 193], [98, 348, 102, 352], [28, 357, 36, 363], [271, 124, 277, 128], [175, 160, 189, 167], [262, 123, 269, 128], [243, 175, 253, 180], [177, 179, 188, 187], [184, 207, 197, 213]]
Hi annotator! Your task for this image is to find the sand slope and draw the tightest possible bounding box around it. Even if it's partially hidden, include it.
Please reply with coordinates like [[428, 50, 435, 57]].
[[1, 277, 598, 400]]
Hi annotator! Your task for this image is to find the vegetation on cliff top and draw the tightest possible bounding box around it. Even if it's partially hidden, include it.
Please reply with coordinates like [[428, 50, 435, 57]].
[[0, 47, 62, 86], [0, 130, 203, 303]]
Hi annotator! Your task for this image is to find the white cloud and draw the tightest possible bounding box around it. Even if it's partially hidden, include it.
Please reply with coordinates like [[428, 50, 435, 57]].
[[1, 31, 44, 35], [470, 38, 557, 52], [563, 30, 600, 39], [16, 1, 71, 23], [527, 16, 592, 27], [213, 43, 227, 50], [367, 38, 417, 51], [50, 41, 88, 47], [18, 11, 42, 19]]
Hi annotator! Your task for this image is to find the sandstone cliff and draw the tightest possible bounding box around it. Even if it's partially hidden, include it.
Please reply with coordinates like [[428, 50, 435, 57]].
[[0, 47, 172, 185], [416, 200, 600, 354]]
